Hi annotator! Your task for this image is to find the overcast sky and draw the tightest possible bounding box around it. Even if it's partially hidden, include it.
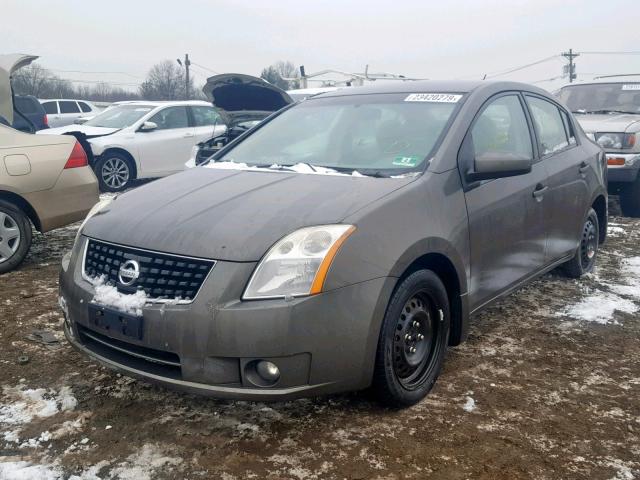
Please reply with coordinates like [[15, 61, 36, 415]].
[[3, 0, 640, 92]]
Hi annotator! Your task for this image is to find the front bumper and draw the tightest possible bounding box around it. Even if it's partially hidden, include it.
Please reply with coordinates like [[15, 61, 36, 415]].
[[606, 153, 640, 183], [59, 240, 395, 400]]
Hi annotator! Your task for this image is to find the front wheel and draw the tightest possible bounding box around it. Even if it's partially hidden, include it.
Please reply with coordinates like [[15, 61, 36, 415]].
[[372, 270, 450, 407], [95, 153, 134, 192], [562, 208, 599, 278], [0, 200, 32, 274]]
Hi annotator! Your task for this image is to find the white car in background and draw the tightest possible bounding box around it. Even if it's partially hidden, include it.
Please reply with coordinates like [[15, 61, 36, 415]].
[[39, 99, 101, 127], [39, 100, 226, 191]]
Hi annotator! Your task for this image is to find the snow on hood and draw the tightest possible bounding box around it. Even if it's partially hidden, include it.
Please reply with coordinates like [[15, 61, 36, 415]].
[[203, 73, 293, 126], [0, 53, 38, 124], [38, 124, 120, 137], [574, 113, 640, 134]]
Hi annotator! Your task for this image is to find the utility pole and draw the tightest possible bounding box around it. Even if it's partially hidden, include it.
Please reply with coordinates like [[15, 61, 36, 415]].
[[177, 54, 191, 99], [562, 48, 579, 83]]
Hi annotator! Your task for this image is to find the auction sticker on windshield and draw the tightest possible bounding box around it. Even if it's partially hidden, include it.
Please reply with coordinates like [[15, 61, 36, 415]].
[[622, 84, 640, 91], [405, 93, 462, 103], [392, 155, 421, 167]]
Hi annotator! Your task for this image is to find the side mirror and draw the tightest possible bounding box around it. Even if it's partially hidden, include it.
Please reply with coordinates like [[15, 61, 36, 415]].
[[139, 121, 158, 132], [467, 152, 532, 182]]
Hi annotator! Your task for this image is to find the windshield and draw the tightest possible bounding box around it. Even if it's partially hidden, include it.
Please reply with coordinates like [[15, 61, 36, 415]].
[[215, 93, 461, 176], [557, 83, 640, 114], [85, 104, 155, 128]]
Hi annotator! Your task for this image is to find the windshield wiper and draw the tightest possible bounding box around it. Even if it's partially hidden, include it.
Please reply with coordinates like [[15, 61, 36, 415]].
[[583, 109, 637, 115]]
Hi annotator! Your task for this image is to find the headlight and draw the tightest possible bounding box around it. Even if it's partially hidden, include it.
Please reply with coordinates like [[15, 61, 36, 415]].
[[73, 197, 114, 246], [595, 132, 637, 150], [243, 225, 356, 299]]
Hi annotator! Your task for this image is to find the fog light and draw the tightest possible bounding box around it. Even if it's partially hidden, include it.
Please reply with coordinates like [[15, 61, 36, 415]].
[[256, 361, 280, 382]]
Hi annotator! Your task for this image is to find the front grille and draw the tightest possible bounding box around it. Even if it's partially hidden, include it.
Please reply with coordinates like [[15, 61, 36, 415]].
[[77, 324, 182, 379], [83, 238, 215, 301]]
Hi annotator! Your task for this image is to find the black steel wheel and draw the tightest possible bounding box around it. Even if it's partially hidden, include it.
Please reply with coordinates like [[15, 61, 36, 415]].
[[373, 269, 450, 407], [562, 208, 599, 278]]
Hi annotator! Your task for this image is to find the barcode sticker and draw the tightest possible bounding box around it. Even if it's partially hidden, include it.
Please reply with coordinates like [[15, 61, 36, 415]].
[[405, 93, 463, 103], [622, 84, 640, 90]]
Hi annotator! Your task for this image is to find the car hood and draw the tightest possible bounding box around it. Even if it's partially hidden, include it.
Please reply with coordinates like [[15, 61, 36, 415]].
[[0, 54, 38, 124], [202, 73, 293, 126], [39, 124, 120, 137], [575, 113, 640, 133], [83, 167, 414, 261]]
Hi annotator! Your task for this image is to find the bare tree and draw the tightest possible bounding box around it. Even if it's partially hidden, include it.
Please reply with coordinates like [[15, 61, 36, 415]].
[[139, 60, 194, 100], [260, 61, 300, 90]]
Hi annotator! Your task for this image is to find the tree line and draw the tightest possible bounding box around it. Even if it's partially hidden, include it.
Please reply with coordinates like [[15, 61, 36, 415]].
[[12, 60, 300, 103]]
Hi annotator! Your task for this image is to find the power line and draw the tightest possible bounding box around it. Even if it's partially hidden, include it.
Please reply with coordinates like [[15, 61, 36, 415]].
[[190, 62, 219, 75], [483, 55, 561, 79], [580, 51, 640, 55]]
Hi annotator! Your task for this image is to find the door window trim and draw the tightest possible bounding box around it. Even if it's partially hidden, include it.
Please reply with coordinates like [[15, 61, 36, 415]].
[[523, 92, 580, 160]]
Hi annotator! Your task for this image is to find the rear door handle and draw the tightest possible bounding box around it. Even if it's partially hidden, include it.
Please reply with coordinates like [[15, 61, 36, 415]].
[[533, 184, 548, 199], [579, 162, 590, 174], [183, 133, 195, 138]]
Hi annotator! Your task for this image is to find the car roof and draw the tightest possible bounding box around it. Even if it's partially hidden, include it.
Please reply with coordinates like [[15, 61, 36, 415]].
[[39, 98, 95, 102], [559, 77, 640, 88], [312, 80, 549, 98], [103, 100, 212, 107]]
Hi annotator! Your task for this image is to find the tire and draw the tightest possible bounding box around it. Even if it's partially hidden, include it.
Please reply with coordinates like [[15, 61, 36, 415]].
[[95, 152, 134, 192], [620, 177, 640, 217], [0, 200, 32, 274], [562, 208, 599, 278], [372, 269, 450, 407]]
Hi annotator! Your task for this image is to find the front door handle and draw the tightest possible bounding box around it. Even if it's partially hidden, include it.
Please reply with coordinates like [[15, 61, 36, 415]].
[[533, 184, 549, 199], [579, 162, 590, 174]]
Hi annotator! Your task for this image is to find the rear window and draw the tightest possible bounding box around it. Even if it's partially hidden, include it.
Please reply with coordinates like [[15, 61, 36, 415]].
[[78, 102, 92, 113], [59, 101, 81, 114], [14, 97, 40, 114], [42, 101, 58, 114]]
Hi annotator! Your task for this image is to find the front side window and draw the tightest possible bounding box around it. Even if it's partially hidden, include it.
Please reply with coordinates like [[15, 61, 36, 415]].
[[216, 93, 461, 176], [42, 101, 58, 114], [59, 101, 80, 114], [527, 96, 569, 155], [191, 106, 221, 127], [85, 105, 154, 128], [149, 106, 189, 130], [471, 95, 533, 160]]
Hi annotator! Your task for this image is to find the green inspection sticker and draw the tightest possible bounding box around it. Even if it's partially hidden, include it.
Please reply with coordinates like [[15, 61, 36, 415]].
[[392, 156, 421, 167]]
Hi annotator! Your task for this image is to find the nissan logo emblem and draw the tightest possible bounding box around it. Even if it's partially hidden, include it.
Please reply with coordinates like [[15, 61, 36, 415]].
[[118, 260, 140, 286]]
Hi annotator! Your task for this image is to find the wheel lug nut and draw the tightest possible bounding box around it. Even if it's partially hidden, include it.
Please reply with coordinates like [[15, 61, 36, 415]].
[[417, 334, 424, 340], [404, 334, 410, 340], [412, 321, 420, 328], [410, 347, 417, 353]]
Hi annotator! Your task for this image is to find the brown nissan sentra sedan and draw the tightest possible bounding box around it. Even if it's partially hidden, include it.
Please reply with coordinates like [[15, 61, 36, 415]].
[[0, 54, 98, 274], [59, 80, 607, 406]]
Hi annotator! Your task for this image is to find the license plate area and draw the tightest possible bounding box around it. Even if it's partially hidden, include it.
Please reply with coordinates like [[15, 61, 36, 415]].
[[87, 304, 144, 341]]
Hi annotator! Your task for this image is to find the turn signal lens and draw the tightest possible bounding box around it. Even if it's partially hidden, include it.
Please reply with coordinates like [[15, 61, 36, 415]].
[[607, 157, 625, 166], [64, 141, 88, 169]]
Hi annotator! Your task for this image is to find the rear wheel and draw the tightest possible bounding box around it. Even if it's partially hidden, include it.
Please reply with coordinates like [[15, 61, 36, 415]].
[[372, 270, 450, 407], [0, 200, 32, 274], [562, 208, 599, 278], [95, 153, 134, 192], [620, 177, 640, 217]]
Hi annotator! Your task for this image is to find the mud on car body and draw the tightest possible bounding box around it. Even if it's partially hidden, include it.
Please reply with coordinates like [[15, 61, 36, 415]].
[[59, 80, 607, 406]]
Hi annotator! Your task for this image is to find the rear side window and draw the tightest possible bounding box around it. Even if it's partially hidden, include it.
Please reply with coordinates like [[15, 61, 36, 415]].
[[14, 97, 39, 114], [42, 101, 58, 114], [526, 96, 569, 155], [59, 101, 81, 114], [471, 95, 533, 160], [191, 106, 221, 127], [78, 102, 92, 113]]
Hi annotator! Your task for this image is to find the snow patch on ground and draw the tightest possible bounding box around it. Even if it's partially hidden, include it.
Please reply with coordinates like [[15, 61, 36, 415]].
[[462, 396, 476, 412], [0, 385, 77, 427], [607, 226, 626, 237], [108, 444, 182, 480], [89, 275, 148, 316]]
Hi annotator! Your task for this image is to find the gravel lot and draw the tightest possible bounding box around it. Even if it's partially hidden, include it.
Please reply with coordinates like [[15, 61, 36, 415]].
[[0, 197, 638, 480]]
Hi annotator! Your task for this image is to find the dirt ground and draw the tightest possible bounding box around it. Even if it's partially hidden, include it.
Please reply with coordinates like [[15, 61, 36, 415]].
[[0, 196, 638, 480]]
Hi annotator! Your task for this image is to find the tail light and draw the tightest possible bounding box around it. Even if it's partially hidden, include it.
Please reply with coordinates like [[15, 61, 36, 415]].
[[43, 114, 48, 127], [64, 141, 88, 169]]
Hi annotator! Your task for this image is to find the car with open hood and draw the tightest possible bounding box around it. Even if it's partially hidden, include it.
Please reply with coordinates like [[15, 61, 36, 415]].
[[188, 73, 293, 167], [39, 100, 226, 192], [0, 54, 98, 273], [557, 78, 640, 216], [59, 80, 607, 406]]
